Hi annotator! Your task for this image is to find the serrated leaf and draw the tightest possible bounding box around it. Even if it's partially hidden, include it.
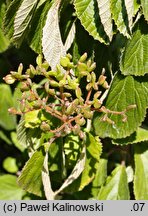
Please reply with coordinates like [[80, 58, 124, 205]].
[[120, 21, 148, 76], [55, 143, 86, 195], [13, 0, 39, 46], [64, 134, 81, 169], [124, 0, 134, 32], [18, 146, 45, 197], [91, 158, 108, 198], [110, 0, 131, 38], [74, 0, 110, 44], [0, 1, 10, 53], [17, 117, 41, 152], [134, 0, 141, 15], [134, 142, 148, 199], [11, 132, 26, 152], [3, 0, 23, 39], [93, 72, 148, 139], [141, 0, 148, 21], [28, 0, 52, 53], [98, 165, 130, 200], [0, 84, 16, 130], [0, 175, 25, 200], [42, 1, 66, 70], [63, 133, 102, 193], [96, 0, 113, 41], [112, 127, 148, 145]]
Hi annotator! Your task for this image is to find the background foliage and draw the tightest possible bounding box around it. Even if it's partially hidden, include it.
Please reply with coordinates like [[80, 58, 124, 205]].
[[0, 0, 148, 200]]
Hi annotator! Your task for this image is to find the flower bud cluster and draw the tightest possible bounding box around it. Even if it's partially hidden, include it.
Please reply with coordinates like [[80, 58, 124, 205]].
[[4, 53, 128, 139]]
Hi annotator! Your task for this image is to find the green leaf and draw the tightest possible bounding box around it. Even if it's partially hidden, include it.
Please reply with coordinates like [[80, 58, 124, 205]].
[[74, 0, 110, 44], [110, 0, 131, 38], [134, 142, 148, 199], [96, 0, 113, 41], [120, 21, 148, 76], [91, 158, 108, 198], [24, 110, 41, 128], [141, 0, 148, 21], [112, 127, 148, 145], [18, 146, 45, 197], [98, 165, 130, 200], [13, 83, 22, 110], [17, 117, 41, 151], [0, 1, 10, 53], [64, 134, 82, 169], [3, 0, 23, 39], [28, 0, 52, 53], [3, 157, 18, 173], [134, 0, 141, 15], [93, 73, 148, 139], [42, 1, 66, 70], [13, 0, 39, 46], [11, 132, 26, 152], [0, 175, 25, 200], [124, 0, 134, 32], [0, 130, 12, 145], [63, 133, 102, 192], [0, 84, 16, 130]]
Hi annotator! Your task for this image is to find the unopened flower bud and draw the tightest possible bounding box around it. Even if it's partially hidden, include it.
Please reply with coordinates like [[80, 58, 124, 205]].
[[49, 80, 59, 87], [93, 99, 102, 109], [91, 72, 96, 82], [18, 63, 23, 75], [79, 53, 87, 62], [8, 107, 20, 115], [42, 61, 49, 70], [59, 79, 66, 87], [77, 62, 87, 72], [48, 89, 56, 96], [66, 53, 72, 60], [66, 103, 75, 115], [94, 91, 102, 100], [98, 75, 106, 85], [88, 62, 96, 72], [63, 92, 72, 98], [36, 54, 43, 66], [102, 81, 109, 89], [86, 83, 92, 91], [75, 117, 86, 126], [83, 109, 93, 119], [20, 81, 30, 92], [79, 71, 88, 77], [60, 56, 71, 68], [87, 59, 92, 67], [45, 82, 49, 93], [32, 99, 42, 109], [87, 73, 91, 82], [72, 124, 81, 135], [75, 87, 82, 99], [28, 65, 36, 78], [40, 122, 50, 131], [3, 74, 16, 84]]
